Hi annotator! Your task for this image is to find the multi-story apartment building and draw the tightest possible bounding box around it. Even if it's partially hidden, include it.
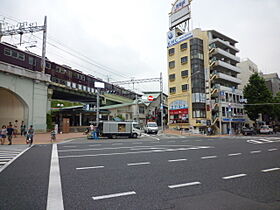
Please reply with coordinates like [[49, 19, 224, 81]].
[[167, 28, 245, 134]]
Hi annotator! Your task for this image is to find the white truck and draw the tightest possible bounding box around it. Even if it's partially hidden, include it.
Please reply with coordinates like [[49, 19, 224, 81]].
[[97, 121, 141, 139]]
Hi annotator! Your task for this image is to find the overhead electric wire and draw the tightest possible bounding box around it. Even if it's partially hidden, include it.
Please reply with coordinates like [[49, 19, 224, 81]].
[[0, 14, 157, 92]]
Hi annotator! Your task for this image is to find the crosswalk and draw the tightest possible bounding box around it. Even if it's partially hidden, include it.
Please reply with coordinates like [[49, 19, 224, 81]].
[[247, 137, 280, 144], [0, 145, 29, 173]]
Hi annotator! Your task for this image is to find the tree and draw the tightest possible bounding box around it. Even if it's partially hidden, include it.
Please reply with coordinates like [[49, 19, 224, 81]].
[[272, 92, 280, 122], [243, 73, 273, 122]]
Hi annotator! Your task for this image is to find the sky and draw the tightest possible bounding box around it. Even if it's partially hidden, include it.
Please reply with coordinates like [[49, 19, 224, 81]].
[[1, 0, 280, 93]]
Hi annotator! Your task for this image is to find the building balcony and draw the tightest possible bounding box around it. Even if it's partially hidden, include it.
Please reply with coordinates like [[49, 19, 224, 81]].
[[209, 38, 239, 53], [211, 60, 241, 74], [210, 48, 240, 63], [215, 72, 242, 85]]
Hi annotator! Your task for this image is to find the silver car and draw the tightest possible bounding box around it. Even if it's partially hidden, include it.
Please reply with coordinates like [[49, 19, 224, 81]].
[[144, 122, 158, 134]]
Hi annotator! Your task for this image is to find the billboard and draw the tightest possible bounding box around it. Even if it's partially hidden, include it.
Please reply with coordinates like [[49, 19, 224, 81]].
[[167, 30, 193, 48], [169, 0, 191, 29]]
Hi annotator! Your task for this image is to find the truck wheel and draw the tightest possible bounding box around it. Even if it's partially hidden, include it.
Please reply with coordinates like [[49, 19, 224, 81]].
[[132, 133, 138, 138], [112, 134, 117, 139]]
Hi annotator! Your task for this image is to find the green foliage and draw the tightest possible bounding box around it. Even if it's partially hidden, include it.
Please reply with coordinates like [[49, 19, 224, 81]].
[[51, 100, 82, 108], [46, 113, 53, 130], [243, 73, 273, 121]]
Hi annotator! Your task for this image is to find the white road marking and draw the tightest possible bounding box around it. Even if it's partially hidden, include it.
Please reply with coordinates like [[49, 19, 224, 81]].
[[92, 191, 136, 200], [112, 143, 123, 146], [247, 140, 262, 144], [0, 159, 11, 161], [222, 174, 247, 180], [89, 144, 101, 147], [47, 144, 64, 210], [132, 142, 143, 145], [76, 166, 104, 170], [228, 153, 242, 157], [62, 146, 77, 148], [58, 144, 202, 152], [259, 139, 274, 143], [268, 148, 278, 152], [0, 146, 31, 174], [127, 162, 150, 166], [168, 181, 201, 189], [59, 146, 213, 159], [201, 156, 217, 159], [261, 168, 280, 173], [168, 141, 176, 143], [250, 150, 261, 154], [182, 140, 189, 142], [168, 159, 187, 162]]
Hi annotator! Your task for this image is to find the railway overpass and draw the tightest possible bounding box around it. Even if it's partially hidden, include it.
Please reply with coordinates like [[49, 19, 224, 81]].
[[0, 61, 132, 131]]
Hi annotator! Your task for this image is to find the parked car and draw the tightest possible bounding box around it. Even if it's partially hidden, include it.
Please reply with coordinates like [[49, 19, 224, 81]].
[[259, 125, 273, 134], [144, 122, 158, 134], [241, 127, 256, 136]]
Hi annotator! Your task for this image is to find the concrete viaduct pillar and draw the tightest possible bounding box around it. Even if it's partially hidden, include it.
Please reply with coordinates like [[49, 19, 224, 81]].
[[0, 61, 51, 132]]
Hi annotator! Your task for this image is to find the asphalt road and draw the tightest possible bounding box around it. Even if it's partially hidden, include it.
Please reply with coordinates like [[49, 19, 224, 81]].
[[1, 134, 280, 210], [58, 135, 280, 210]]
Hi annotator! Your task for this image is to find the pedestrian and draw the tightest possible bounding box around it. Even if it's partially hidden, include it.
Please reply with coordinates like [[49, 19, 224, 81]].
[[7, 123, 14, 145], [50, 129, 56, 143], [20, 121, 26, 136], [207, 127, 211, 136], [95, 125, 99, 140], [1, 125, 7, 145], [27, 125, 35, 146], [13, 120, 18, 138]]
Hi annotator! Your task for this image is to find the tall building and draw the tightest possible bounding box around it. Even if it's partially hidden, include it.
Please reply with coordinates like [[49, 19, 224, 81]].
[[167, 28, 245, 134], [237, 58, 259, 90]]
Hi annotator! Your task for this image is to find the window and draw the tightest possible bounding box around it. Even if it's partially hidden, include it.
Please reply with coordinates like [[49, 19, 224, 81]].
[[169, 74, 175, 81], [18, 53, 25, 61], [170, 87, 176, 94], [11, 50, 18, 58], [4, 48, 11, 56], [181, 56, 188, 64], [182, 84, 188, 91], [181, 70, 189, 77], [29, 56, 36, 66], [46, 62, 51, 69], [169, 61, 175, 68], [180, 43, 188, 51], [168, 48, 175, 56], [192, 109, 206, 118], [139, 106, 145, 114]]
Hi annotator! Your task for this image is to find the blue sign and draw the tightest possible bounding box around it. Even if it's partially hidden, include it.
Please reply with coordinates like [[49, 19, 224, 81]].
[[167, 32, 193, 48], [223, 118, 245, 122]]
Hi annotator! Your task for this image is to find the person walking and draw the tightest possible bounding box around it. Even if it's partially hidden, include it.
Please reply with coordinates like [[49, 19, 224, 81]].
[[13, 120, 18, 138], [20, 121, 26, 136], [7, 123, 14, 145], [1, 125, 7, 145], [27, 125, 35, 147]]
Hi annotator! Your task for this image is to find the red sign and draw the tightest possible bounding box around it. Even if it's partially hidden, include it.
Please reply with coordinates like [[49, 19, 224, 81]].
[[169, 108, 188, 115], [148, 96, 154, 101]]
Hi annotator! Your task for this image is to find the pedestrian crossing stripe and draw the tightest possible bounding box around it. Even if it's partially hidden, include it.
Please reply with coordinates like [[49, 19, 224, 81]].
[[247, 138, 280, 144]]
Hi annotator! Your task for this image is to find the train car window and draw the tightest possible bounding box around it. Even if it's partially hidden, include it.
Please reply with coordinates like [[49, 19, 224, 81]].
[[18, 53, 25, 61], [12, 50, 18, 58], [4, 48, 11, 56], [46, 62, 51, 69], [29, 56, 36, 66]]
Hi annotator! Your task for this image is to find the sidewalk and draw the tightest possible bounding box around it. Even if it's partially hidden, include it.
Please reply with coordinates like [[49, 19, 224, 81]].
[[1, 132, 85, 145]]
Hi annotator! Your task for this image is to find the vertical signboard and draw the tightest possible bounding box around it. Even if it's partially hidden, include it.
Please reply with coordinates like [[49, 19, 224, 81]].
[[169, 0, 192, 29]]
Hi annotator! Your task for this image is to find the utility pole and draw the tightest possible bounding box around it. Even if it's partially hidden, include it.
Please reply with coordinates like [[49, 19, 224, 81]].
[[0, 16, 47, 73], [41, 16, 47, 74], [112, 73, 165, 131], [96, 89, 100, 126], [160, 73, 164, 131]]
